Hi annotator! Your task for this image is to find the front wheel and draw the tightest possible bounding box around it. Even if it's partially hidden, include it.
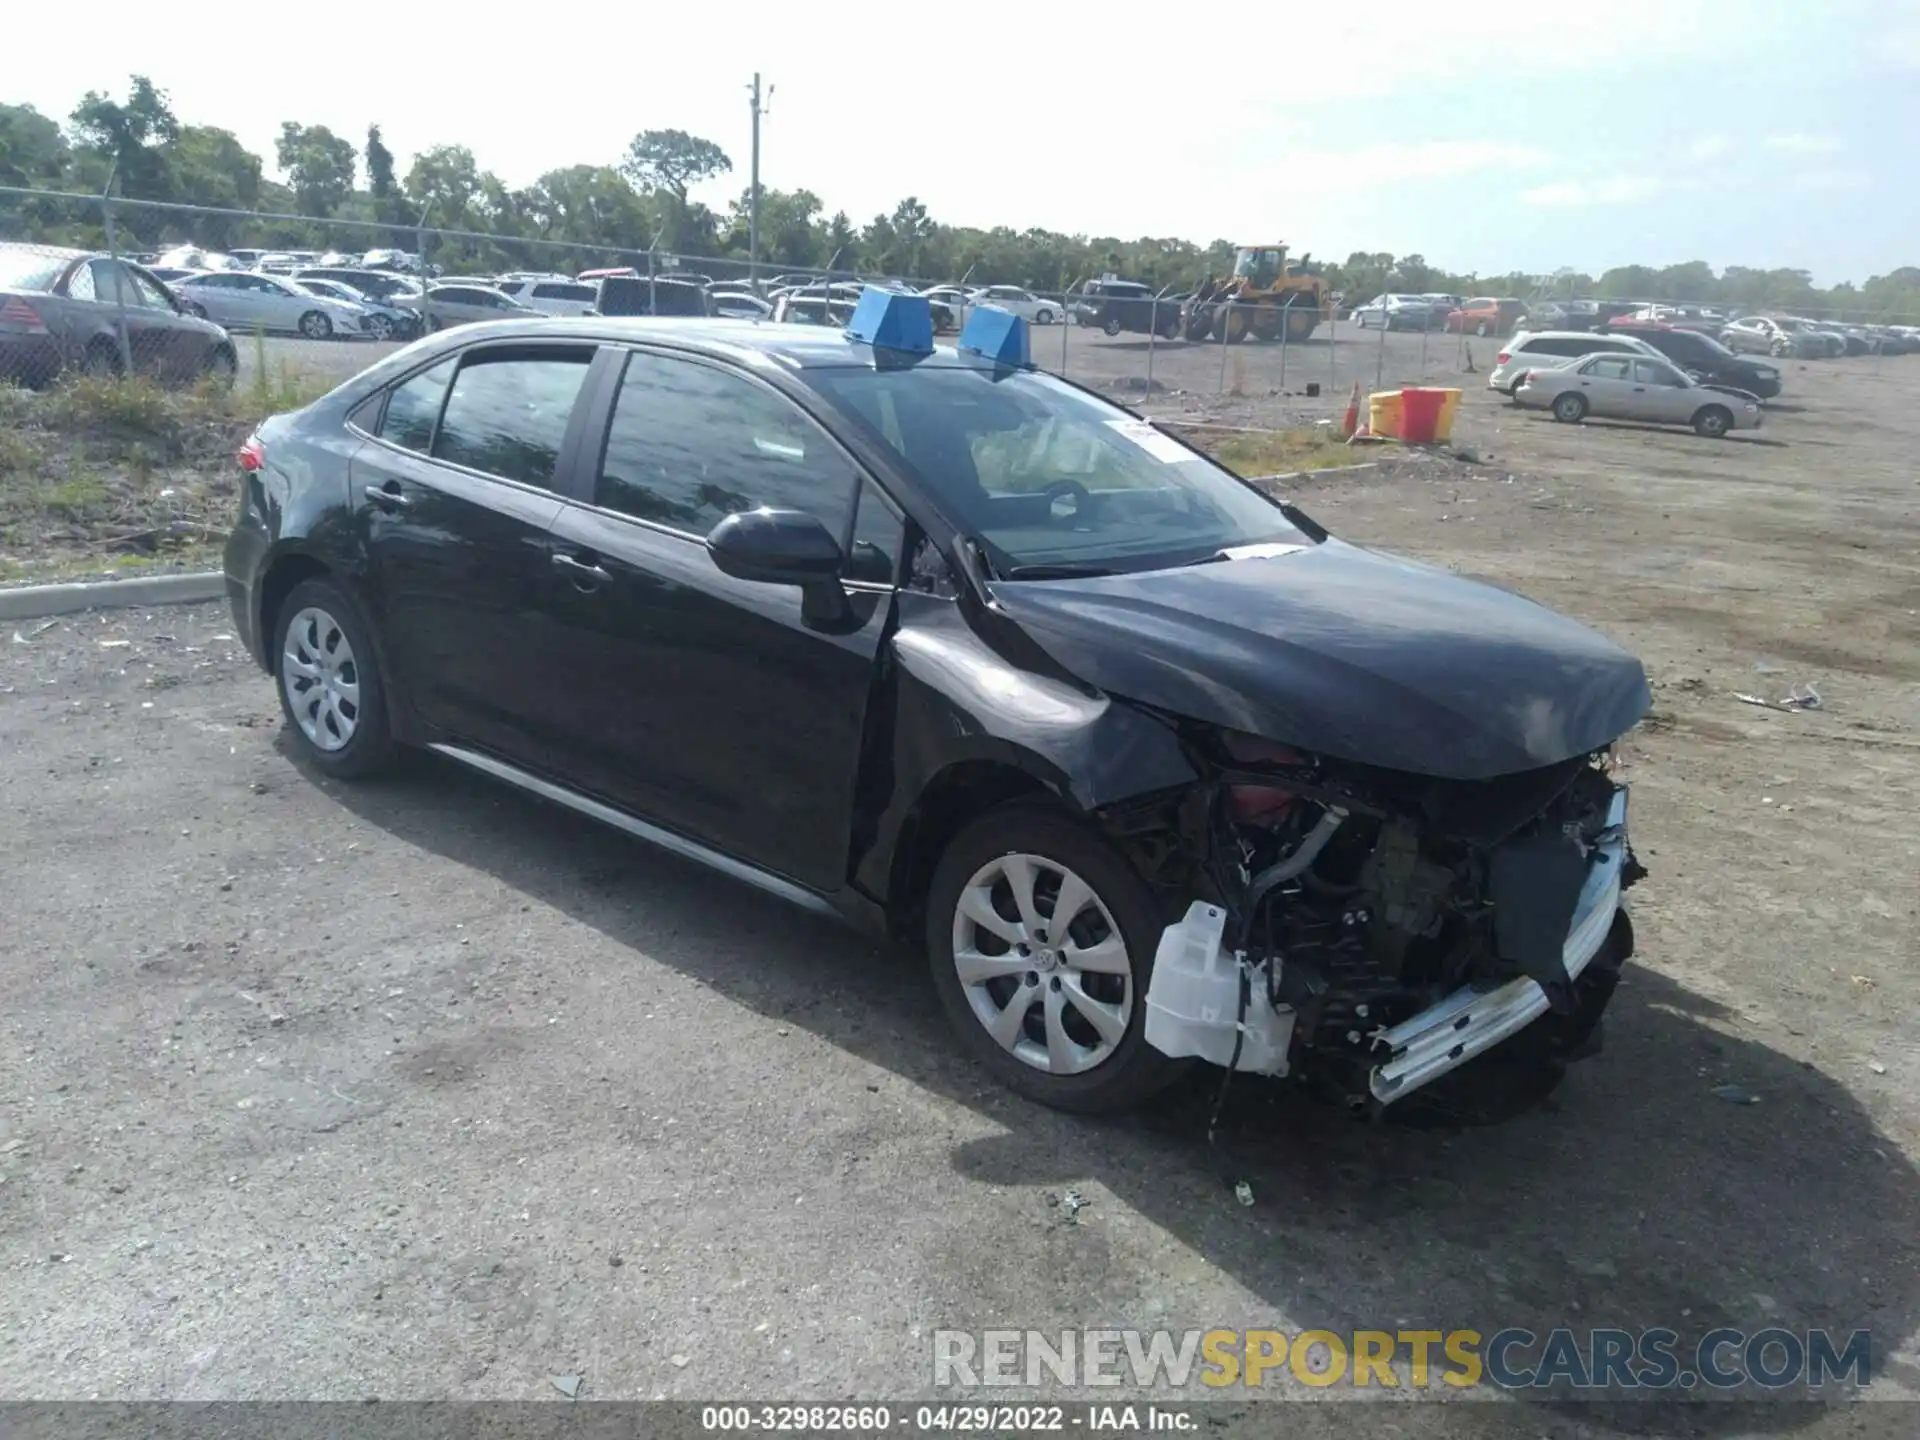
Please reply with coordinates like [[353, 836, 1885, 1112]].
[[203, 346, 237, 389], [927, 806, 1185, 1113], [1692, 405, 1733, 438], [298, 310, 333, 340], [1034, 308, 1053, 325], [365, 313, 394, 341], [1103, 316, 1122, 337], [274, 578, 396, 778], [1551, 392, 1589, 423]]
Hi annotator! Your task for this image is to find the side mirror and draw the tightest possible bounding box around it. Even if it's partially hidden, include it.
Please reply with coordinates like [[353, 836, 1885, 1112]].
[[706, 507, 844, 585], [707, 507, 851, 629]]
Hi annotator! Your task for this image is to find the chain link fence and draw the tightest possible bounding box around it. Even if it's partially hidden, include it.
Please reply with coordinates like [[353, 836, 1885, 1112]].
[[5, 185, 1916, 407]]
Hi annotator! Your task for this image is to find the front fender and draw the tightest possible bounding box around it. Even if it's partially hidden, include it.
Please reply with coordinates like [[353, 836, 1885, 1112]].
[[851, 595, 1198, 904]]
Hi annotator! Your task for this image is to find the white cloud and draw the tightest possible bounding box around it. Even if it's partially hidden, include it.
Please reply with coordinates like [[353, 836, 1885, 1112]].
[[1687, 135, 1733, 162], [1763, 134, 1844, 156], [1791, 169, 1872, 191], [1521, 175, 1667, 208]]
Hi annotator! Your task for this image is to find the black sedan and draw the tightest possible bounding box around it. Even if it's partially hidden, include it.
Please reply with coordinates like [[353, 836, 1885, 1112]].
[[224, 307, 1649, 1116], [0, 243, 237, 388], [1605, 320, 1784, 400]]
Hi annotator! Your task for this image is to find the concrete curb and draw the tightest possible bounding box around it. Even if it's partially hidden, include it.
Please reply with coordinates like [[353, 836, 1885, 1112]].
[[0, 571, 225, 622]]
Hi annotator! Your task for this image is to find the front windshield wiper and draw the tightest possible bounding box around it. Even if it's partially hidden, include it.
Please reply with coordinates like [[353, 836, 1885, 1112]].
[[1001, 563, 1117, 580]]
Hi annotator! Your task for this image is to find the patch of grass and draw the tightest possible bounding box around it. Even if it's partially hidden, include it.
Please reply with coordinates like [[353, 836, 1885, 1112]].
[[1185, 425, 1358, 477], [43, 472, 113, 519]]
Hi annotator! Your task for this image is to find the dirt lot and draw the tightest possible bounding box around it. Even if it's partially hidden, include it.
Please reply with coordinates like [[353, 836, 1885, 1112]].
[[1, 329, 1915, 1430]]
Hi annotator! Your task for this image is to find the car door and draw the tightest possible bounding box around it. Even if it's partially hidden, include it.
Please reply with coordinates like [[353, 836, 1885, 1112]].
[[349, 340, 599, 768], [1572, 354, 1635, 414], [536, 346, 901, 892], [1631, 359, 1697, 422]]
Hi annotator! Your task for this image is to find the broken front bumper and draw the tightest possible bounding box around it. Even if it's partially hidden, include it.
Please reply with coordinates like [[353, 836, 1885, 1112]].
[[1369, 787, 1630, 1104]]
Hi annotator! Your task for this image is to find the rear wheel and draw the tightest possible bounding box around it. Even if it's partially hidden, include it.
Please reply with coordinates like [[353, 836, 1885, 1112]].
[[1692, 405, 1733, 438], [1551, 392, 1589, 423], [927, 806, 1184, 1113], [1103, 316, 1122, 337], [203, 346, 237, 389], [273, 578, 396, 778]]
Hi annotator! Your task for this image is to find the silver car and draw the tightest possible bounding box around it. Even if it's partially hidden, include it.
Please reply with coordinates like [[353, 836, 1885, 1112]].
[[1515, 352, 1763, 437], [174, 271, 371, 339], [1488, 330, 1661, 395], [422, 283, 542, 331]]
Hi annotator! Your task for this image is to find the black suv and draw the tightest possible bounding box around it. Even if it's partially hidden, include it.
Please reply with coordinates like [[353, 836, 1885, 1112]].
[[223, 309, 1647, 1116], [1605, 321, 1782, 399], [595, 275, 709, 318], [1075, 279, 1180, 338]]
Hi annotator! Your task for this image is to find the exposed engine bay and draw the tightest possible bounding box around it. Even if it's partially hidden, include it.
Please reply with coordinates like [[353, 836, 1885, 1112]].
[[1123, 729, 1647, 1109]]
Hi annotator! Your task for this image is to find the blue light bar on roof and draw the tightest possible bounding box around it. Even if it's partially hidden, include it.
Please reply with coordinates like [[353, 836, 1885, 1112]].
[[844, 286, 934, 355], [957, 305, 1031, 368]]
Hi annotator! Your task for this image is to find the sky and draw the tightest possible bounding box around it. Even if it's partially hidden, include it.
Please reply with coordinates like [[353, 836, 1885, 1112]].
[[17, 0, 1920, 284]]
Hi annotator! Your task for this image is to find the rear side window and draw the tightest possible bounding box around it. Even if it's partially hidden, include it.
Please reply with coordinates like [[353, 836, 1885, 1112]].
[[431, 348, 593, 487], [595, 352, 860, 537], [378, 358, 456, 452], [533, 283, 595, 301], [1523, 337, 1584, 358]]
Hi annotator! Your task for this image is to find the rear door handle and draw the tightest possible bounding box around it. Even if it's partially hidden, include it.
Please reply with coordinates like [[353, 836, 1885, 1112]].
[[364, 483, 411, 510], [551, 552, 610, 585]]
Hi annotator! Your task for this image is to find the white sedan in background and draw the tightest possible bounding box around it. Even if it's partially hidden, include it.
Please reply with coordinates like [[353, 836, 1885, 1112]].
[[172, 271, 372, 339], [709, 289, 773, 319], [1515, 352, 1762, 437], [966, 285, 1061, 325]]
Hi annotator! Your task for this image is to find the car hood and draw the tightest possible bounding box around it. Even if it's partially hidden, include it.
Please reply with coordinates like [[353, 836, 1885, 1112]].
[[987, 538, 1650, 780]]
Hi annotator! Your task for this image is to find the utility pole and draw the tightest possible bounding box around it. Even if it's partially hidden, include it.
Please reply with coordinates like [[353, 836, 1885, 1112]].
[[747, 72, 772, 285]]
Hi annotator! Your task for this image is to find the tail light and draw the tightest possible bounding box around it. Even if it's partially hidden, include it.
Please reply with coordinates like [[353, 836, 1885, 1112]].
[[1495, 351, 1510, 365], [237, 433, 265, 472], [0, 296, 47, 331]]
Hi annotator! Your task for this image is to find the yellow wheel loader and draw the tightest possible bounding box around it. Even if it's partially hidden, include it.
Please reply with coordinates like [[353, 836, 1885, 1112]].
[[1181, 245, 1330, 343]]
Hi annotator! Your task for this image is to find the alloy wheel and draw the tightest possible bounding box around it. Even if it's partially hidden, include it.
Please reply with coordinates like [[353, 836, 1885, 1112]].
[[281, 606, 361, 752], [949, 852, 1133, 1076]]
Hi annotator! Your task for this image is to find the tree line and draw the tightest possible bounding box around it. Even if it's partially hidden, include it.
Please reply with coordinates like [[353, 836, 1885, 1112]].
[[3, 78, 1917, 319]]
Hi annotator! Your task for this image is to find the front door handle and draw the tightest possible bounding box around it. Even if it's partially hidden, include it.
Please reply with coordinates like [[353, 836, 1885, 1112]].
[[551, 552, 611, 586], [364, 483, 411, 510]]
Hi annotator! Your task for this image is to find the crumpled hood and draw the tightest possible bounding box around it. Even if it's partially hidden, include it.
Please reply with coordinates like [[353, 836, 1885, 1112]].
[[987, 538, 1650, 780]]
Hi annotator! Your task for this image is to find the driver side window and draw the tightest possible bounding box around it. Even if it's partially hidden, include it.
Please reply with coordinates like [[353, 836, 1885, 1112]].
[[595, 351, 860, 539]]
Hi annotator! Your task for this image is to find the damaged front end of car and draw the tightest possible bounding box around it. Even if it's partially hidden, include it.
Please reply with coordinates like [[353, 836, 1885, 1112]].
[[1113, 729, 1647, 1111]]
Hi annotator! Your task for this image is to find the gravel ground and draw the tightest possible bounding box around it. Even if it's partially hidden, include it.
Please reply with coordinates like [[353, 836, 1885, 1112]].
[[1, 332, 1915, 1432]]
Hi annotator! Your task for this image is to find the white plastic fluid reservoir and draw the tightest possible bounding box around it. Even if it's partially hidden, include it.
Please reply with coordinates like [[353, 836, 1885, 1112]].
[[1144, 901, 1294, 1075]]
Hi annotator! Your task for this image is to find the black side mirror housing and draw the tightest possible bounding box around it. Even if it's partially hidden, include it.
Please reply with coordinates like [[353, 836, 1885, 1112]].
[[707, 508, 852, 629], [706, 507, 845, 585]]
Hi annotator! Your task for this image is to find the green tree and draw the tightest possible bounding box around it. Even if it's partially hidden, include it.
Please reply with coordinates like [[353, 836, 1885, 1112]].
[[366, 125, 396, 199], [404, 144, 481, 225], [276, 123, 356, 217], [69, 76, 179, 199], [165, 126, 263, 247], [0, 103, 69, 187], [621, 129, 730, 255]]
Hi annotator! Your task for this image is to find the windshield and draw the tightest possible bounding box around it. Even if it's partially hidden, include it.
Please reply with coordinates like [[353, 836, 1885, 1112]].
[[811, 366, 1305, 575]]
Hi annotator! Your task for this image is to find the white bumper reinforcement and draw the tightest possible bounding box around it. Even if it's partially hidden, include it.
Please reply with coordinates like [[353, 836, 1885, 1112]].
[[1369, 786, 1629, 1104]]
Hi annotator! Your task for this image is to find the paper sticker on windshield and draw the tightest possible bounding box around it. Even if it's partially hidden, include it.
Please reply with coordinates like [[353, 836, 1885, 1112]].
[[1106, 420, 1192, 464]]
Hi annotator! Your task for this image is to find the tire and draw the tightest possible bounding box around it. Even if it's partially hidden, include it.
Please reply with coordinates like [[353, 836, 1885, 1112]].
[[273, 578, 396, 779], [203, 346, 237, 389], [926, 805, 1184, 1113], [365, 313, 394, 341], [298, 310, 333, 340], [1692, 405, 1733, 438], [1103, 317, 1122, 337], [1551, 392, 1588, 423], [80, 340, 120, 378], [1034, 308, 1053, 326]]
